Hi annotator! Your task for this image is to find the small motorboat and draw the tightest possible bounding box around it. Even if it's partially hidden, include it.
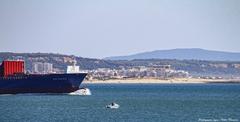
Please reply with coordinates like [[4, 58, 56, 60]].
[[106, 102, 120, 109]]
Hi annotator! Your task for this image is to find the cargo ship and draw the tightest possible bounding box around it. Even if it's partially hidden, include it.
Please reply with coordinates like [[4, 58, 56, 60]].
[[0, 60, 87, 94]]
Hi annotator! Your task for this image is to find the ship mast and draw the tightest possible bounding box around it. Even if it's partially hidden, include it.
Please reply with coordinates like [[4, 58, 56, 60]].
[[73, 59, 77, 69]]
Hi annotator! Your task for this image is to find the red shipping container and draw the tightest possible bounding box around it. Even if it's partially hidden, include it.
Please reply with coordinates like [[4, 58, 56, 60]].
[[1, 60, 25, 77]]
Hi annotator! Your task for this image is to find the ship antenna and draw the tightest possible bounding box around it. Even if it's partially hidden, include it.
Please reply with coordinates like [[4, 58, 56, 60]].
[[72, 58, 78, 71], [73, 59, 77, 67]]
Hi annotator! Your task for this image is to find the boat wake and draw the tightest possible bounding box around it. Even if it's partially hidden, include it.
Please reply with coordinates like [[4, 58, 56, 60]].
[[69, 88, 92, 95]]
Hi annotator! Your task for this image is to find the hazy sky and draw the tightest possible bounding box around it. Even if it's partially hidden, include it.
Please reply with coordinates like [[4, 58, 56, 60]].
[[0, 0, 240, 58]]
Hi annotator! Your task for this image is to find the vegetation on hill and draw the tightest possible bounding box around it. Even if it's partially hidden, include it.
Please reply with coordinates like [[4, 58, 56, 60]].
[[0, 52, 119, 72], [1, 52, 240, 77], [109, 59, 240, 77]]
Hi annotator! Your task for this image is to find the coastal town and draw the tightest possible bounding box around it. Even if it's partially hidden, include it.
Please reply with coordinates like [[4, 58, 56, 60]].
[[85, 65, 189, 81], [31, 61, 188, 79], [30, 61, 229, 83]]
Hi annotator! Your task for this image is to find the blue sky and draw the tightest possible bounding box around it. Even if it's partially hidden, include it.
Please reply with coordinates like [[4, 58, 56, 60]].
[[0, 0, 239, 58]]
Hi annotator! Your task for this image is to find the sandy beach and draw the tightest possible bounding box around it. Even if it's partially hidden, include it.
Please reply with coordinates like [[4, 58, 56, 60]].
[[84, 78, 240, 84]]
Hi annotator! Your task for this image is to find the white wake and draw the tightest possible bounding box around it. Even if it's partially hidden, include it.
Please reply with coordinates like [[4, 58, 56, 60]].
[[69, 88, 92, 95]]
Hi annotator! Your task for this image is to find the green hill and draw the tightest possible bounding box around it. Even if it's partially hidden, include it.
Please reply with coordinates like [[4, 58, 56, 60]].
[[1, 52, 240, 77]]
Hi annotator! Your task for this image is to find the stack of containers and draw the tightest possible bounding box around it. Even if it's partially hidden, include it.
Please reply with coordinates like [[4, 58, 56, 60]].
[[0, 60, 24, 77]]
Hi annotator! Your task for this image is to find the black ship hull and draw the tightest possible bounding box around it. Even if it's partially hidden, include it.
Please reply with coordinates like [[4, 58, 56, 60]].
[[0, 73, 87, 94]]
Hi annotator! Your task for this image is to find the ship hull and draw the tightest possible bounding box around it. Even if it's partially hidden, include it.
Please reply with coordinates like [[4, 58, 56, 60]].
[[0, 73, 87, 94]]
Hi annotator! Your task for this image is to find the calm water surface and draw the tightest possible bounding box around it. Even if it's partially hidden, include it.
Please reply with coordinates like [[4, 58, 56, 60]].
[[0, 83, 240, 122]]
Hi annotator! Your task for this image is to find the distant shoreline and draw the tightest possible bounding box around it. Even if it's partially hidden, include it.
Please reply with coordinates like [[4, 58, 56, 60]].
[[84, 78, 240, 84]]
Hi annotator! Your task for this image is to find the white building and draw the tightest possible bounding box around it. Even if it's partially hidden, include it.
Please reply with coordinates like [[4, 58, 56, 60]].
[[32, 62, 53, 74]]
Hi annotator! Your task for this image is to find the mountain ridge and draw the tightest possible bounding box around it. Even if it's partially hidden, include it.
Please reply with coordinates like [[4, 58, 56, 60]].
[[104, 48, 240, 61]]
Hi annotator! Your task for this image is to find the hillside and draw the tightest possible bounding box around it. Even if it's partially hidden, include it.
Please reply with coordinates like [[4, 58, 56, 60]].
[[105, 48, 240, 61], [110, 59, 240, 77], [0, 52, 119, 72], [1, 52, 240, 77]]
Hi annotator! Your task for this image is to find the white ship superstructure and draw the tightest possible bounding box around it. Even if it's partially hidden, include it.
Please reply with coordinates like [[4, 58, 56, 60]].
[[67, 60, 80, 73]]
